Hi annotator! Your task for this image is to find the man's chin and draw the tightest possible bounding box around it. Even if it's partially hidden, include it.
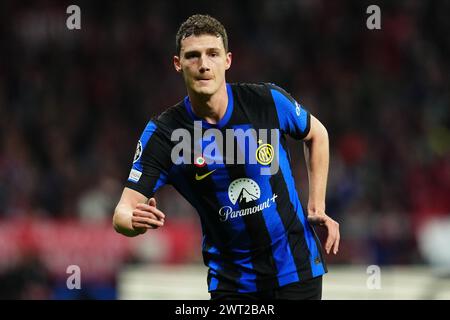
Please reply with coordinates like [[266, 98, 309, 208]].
[[192, 86, 215, 96]]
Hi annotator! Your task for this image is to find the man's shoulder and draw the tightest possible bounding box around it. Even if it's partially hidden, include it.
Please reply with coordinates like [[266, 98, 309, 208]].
[[230, 81, 286, 90], [230, 82, 281, 128], [230, 82, 290, 101], [231, 82, 270, 95], [149, 100, 187, 130], [135, 101, 187, 144], [158, 99, 186, 120]]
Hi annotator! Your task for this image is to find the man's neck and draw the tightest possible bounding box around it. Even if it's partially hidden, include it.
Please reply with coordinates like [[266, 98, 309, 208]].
[[188, 83, 228, 125]]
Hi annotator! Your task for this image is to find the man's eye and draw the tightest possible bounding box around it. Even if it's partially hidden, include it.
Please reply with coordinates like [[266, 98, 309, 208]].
[[185, 53, 199, 59], [210, 52, 218, 57]]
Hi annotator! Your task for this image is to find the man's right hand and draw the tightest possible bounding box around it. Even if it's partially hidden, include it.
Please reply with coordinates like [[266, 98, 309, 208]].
[[131, 198, 166, 234]]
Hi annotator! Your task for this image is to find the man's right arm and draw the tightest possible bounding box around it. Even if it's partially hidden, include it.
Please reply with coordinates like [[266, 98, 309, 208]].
[[113, 187, 166, 237]]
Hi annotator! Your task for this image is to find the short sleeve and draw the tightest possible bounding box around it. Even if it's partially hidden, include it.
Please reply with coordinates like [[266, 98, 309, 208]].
[[268, 84, 311, 140], [125, 120, 172, 198]]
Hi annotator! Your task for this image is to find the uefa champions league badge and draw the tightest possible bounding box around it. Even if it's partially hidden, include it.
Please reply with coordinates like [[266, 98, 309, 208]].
[[133, 140, 143, 163]]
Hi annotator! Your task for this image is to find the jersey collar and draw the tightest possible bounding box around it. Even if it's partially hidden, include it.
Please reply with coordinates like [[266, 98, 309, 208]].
[[184, 83, 234, 129]]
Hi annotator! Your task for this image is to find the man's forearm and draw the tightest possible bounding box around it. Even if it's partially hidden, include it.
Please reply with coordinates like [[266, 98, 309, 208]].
[[303, 123, 329, 214]]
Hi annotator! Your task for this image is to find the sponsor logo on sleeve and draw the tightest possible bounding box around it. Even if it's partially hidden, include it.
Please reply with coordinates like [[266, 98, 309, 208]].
[[295, 101, 301, 116], [128, 169, 142, 182]]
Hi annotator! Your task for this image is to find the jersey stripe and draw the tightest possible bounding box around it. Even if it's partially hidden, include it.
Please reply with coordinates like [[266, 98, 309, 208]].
[[269, 139, 313, 281], [233, 124, 300, 287], [201, 135, 257, 292], [278, 140, 326, 277], [224, 148, 279, 290], [152, 172, 168, 194]]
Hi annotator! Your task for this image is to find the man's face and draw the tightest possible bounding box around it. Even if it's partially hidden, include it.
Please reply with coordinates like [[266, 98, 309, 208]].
[[174, 34, 232, 97]]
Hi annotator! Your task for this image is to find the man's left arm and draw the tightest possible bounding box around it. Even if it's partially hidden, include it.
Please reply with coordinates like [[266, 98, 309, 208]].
[[303, 115, 340, 255]]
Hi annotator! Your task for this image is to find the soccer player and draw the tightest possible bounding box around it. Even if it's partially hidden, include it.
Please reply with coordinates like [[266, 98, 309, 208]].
[[113, 14, 339, 300]]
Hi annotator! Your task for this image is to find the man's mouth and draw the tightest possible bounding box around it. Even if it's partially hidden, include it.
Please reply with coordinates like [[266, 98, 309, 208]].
[[196, 76, 212, 81], [196, 78, 212, 85]]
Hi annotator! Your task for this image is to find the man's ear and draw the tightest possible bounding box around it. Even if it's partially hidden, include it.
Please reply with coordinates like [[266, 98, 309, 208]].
[[173, 56, 182, 73], [225, 52, 232, 71]]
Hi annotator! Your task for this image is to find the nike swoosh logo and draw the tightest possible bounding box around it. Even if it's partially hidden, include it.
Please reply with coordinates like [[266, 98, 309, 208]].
[[195, 169, 216, 181]]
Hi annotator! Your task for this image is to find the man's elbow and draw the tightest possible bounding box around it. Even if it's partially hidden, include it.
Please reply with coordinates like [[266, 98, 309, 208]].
[[112, 206, 130, 236], [112, 207, 122, 234], [113, 205, 143, 237]]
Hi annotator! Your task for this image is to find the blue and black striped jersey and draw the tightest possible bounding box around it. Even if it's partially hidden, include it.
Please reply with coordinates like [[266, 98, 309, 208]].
[[125, 83, 327, 293]]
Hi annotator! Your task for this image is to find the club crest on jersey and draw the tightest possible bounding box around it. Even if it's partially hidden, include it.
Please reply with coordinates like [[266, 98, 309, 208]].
[[133, 140, 142, 163], [256, 143, 274, 165]]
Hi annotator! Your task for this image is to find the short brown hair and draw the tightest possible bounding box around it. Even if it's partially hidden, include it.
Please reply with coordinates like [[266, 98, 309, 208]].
[[175, 14, 228, 55]]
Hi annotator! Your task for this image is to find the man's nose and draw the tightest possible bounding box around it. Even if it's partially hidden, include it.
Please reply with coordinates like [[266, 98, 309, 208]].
[[199, 55, 210, 72]]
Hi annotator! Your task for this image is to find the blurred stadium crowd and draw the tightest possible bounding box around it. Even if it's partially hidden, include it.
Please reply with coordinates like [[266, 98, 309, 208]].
[[0, 0, 449, 298]]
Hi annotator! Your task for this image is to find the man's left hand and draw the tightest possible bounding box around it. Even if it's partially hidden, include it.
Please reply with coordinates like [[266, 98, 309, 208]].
[[307, 212, 340, 255]]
